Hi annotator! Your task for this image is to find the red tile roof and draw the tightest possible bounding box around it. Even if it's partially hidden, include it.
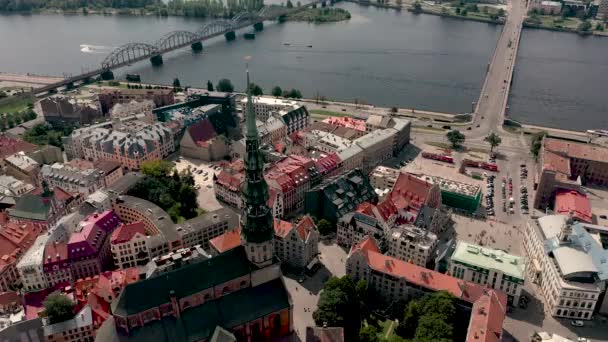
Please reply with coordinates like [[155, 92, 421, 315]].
[[0, 291, 20, 308], [314, 153, 340, 175], [43, 242, 69, 266], [356, 202, 376, 216], [374, 198, 398, 222], [545, 138, 608, 164], [555, 189, 592, 223], [209, 228, 242, 254], [0, 221, 36, 271], [542, 150, 571, 176], [390, 173, 433, 210], [94, 160, 122, 174], [0, 134, 37, 160], [295, 215, 316, 241], [216, 170, 244, 191], [187, 118, 216, 145], [466, 290, 507, 342], [353, 237, 493, 305], [322, 117, 366, 132], [274, 219, 294, 239], [110, 221, 146, 244]]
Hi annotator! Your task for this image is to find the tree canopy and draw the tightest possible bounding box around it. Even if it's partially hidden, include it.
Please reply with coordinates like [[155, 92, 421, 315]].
[[316, 219, 334, 236], [207, 80, 214, 91], [23, 123, 74, 149], [248, 82, 263, 96], [216, 78, 234, 92], [313, 276, 368, 340], [530, 131, 547, 159], [129, 160, 200, 223], [395, 291, 456, 341], [484, 132, 502, 153], [173, 77, 181, 88], [271, 86, 283, 97], [446, 129, 465, 148], [43, 292, 75, 324]]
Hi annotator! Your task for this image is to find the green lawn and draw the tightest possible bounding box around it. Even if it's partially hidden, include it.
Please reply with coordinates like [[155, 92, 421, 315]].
[[0, 95, 34, 114]]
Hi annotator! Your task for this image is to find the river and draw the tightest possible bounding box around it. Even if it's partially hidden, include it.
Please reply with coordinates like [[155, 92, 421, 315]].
[[508, 29, 608, 131], [0, 3, 501, 114]]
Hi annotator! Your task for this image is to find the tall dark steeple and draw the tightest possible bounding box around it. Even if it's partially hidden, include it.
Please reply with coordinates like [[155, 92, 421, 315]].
[[241, 66, 275, 267]]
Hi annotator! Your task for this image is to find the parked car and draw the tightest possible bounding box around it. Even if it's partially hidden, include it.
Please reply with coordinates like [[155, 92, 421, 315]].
[[570, 320, 584, 327]]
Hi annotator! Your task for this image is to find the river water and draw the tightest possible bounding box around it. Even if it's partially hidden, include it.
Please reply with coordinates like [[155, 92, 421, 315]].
[[0, 3, 500, 114], [1, 4, 605, 129], [508, 29, 608, 131]]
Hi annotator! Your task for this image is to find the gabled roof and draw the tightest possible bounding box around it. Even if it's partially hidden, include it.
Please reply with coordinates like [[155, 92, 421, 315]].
[[111, 221, 146, 244], [274, 219, 293, 239], [209, 228, 242, 254], [466, 290, 507, 342], [554, 189, 592, 223], [390, 172, 434, 210], [354, 237, 491, 304], [187, 118, 216, 144], [112, 246, 253, 316], [296, 215, 316, 241]]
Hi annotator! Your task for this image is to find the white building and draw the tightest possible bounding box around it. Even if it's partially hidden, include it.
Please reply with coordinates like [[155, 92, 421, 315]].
[[387, 226, 437, 268], [273, 216, 319, 269], [524, 214, 607, 319], [17, 235, 49, 292], [370, 166, 400, 193], [110, 221, 150, 269], [41, 163, 105, 197], [353, 128, 397, 173], [240, 96, 298, 122], [110, 100, 155, 123], [449, 241, 526, 305]]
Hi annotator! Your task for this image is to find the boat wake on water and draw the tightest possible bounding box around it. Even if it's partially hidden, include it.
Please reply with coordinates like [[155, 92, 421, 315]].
[[80, 44, 115, 54]]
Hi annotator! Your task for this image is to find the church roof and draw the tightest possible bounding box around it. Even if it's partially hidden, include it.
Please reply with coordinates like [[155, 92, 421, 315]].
[[112, 246, 252, 316]]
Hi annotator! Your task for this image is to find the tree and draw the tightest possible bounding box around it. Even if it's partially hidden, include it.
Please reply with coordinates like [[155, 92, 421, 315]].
[[287, 88, 302, 99], [484, 132, 502, 153], [271, 86, 283, 97], [286, 0, 293, 8], [577, 20, 592, 34], [446, 130, 465, 148], [497, 8, 505, 16], [173, 78, 181, 88], [43, 292, 75, 324], [412, 1, 422, 13], [390, 106, 398, 114], [414, 314, 453, 342], [207, 80, 214, 91], [396, 299, 421, 338], [140, 160, 174, 177], [316, 219, 334, 236], [358, 325, 380, 342], [595, 23, 604, 31], [216, 78, 234, 92], [248, 82, 263, 96], [530, 131, 547, 159], [313, 276, 363, 340]]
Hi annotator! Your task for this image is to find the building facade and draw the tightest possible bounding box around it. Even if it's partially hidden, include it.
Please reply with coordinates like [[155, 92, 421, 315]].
[[524, 214, 606, 319], [449, 241, 526, 305], [387, 226, 437, 268], [98, 88, 174, 114], [273, 216, 319, 269], [41, 163, 105, 197]]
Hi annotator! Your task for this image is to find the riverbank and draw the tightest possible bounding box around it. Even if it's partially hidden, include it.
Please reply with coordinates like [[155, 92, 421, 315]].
[[286, 8, 351, 23], [523, 16, 608, 37]]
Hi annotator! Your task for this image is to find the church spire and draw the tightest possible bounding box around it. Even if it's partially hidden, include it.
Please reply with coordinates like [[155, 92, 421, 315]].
[[240, 65, 274, 267]]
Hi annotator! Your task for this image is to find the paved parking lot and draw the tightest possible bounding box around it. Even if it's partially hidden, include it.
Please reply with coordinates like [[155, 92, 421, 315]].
[[173, 157, 224, 212]]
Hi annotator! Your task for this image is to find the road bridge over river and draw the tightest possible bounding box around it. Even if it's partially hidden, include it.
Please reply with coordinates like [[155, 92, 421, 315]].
[[32, 0, 331, 95], [469, 0, 527, 139]]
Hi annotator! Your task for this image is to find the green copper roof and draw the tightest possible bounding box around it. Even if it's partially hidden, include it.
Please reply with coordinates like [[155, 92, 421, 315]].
[[111, 247, 252, 316], [450, 241, 526, 280], [10, 194, 51, 221], [240, 70, 274, 244]]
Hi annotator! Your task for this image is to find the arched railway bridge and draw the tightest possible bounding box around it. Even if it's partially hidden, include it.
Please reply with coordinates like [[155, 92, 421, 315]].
[[34, 0, 333, 95]]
